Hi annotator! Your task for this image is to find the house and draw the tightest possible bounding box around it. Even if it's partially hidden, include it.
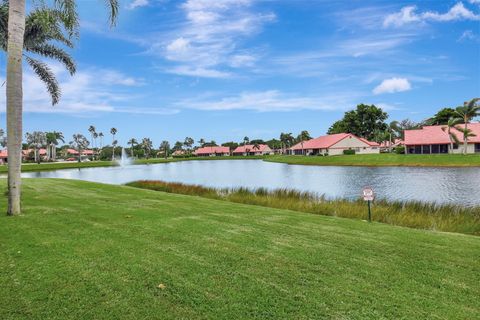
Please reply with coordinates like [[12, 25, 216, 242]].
[[289, 133, 380, 156], [172, 150, 186, 156], [404, 123, 480, 154], [194, 146, 230, 157], [64, 148, 95, 160], [232, 144, 273, 156]]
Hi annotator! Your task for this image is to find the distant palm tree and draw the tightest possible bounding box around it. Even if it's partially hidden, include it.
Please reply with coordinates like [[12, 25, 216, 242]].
[[173, 141, 183, 152], [88, 126, 96, 160], [243, 136, 249, 146], [45, 131, 64, 161], [455, 98, 480, 155], [92, 132, 98, 159], [110, 128, 117, 160], [198, 138, 205, 147], [0, 129, 6, 148], [297, 130, 311, 155], [441, 117, 462, 153], [98, 132, 104, 148], [128, 138, 137, 157], [160, 140, 170, 159], [25, 131, 46, 164], [280, 132, 294, 154], [184, 137, 194, 154], [70, 134, 89, 163], [141, 138, 153, 159]]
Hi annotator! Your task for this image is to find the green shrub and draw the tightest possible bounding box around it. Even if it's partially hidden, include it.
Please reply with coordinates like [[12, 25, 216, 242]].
[[343, 149, 356, 155], [395, 146, 405, 154]]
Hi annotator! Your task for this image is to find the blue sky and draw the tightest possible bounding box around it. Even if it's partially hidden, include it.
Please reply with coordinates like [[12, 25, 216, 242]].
[[2, 0, 480, 146]]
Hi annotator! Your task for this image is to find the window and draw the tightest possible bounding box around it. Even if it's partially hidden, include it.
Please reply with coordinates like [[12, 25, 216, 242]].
[[453, 144, 459, 150], [439, 144, 448, 153], [422, 145, 431, 154], [431, 145, 440, 154], [475, 144, 480, 153]]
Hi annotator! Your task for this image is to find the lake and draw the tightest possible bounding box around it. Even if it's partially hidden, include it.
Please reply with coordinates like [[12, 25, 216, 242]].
[[22, 160, 480, 206]]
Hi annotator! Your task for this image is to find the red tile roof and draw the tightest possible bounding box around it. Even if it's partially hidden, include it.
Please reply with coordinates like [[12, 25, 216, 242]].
[[290, 133, 377, 150], [233, 144, 271, 153], [404, 123, 480, 145], [67, 148, 94, 155], [194, 146, 230, 155]]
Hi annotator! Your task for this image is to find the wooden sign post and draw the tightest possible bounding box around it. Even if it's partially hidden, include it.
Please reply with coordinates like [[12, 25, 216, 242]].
[[362, 186, 375, 222]]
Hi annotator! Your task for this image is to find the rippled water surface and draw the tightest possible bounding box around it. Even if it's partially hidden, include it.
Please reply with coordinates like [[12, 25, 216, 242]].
[[23, 160, 480, 206]]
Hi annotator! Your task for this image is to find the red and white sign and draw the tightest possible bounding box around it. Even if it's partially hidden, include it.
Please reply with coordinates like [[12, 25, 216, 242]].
[[362, 187, 375, 201]]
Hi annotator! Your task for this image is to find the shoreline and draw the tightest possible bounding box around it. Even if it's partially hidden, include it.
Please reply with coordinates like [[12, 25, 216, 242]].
[[1, 153, 480, 174]]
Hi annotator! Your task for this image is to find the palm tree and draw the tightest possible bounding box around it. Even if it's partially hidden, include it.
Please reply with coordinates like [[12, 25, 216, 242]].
[[0, 129, 6, 148], [25, 131, 46, 164], [92, 131, 98, 159], [128, 138, 137, 157], [297, 130, 311, 155], [141, 138, 153, 159], [184, 137, 194, 154], [243, 136, 249, 146], [173, 141, 183, 153], [455, 98, 480, 155], [88, 125, 96, 159], [441, 117, 462, 153], [160, 140, 170, 159], [280, 132, 294, 154], [98, 132, 104, 148], [45, 131, 64, 161], [198, 138, 205, 147], [110, 128, 117, 160], [70, 134, 89, 163], [3, 0, 118, 215]]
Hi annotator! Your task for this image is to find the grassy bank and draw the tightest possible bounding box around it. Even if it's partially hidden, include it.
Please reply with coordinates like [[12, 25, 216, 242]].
[[0, 160, 118, 173], [266, 154, 480, 167], [127, 180, 480, 235], [0, 179, 479, 319]]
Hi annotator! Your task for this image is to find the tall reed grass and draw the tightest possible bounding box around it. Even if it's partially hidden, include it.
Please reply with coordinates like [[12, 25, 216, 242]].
[[126, 180, 480, 235]]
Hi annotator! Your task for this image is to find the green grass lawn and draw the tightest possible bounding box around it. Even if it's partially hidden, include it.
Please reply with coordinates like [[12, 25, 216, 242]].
[[267, 153, 480, 167], [0, 179, 478, 319]]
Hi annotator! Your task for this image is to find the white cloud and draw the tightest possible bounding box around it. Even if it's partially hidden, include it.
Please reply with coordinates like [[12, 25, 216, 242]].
[[159, 0, 275, 78], [373, 78, 412, 94], [175, 90, 358, 112], [127, 0, 149, 10], [458, 29, 479, 41], [165, 66, 232, 78], [0, 65, 168, 116], [384, 2, 480, 27]]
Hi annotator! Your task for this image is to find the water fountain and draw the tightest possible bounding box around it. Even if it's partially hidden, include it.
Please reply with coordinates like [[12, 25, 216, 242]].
[[119, 147, 133, 166]]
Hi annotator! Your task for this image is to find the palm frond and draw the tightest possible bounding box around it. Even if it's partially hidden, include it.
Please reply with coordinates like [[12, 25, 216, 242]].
[[28, 43, 76, 75], [451, 132, 461, 144], [104, 0, 119, 27], [54, 0, 80, 37], [25, 56, 61, 105], [25, 7, 75, 47]]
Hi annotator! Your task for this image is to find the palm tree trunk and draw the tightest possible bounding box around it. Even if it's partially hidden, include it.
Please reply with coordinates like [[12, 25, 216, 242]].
[[6, 0, 26, 215], [111, 135, 115, 161], [464, 122, 468, 155]]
